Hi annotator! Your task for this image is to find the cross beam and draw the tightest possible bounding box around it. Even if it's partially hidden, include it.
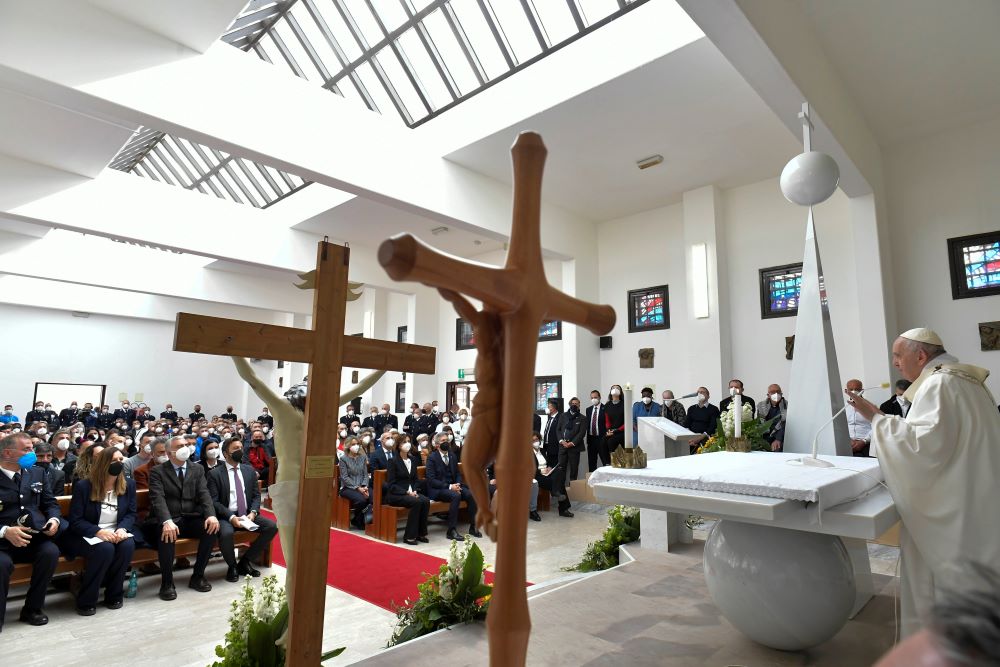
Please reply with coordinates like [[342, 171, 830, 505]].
[[172, 241, 435, 666]]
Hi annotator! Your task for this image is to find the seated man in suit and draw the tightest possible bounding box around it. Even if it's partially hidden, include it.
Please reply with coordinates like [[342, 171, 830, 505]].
[[133, 437, 169, 491], [146, 435, 220, 601], [33, 441, 65, 496], [207, 439, 277, 583], [368, 432, 396, 488], [424, 433, 481, 540], [0, 432, 67, 629]]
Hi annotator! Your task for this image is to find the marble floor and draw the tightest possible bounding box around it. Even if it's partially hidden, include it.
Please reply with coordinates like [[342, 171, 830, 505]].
[[1, 502, 611, 667]]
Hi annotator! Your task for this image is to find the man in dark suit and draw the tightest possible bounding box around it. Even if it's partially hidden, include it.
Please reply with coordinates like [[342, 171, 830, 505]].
[[541, 398, 563, 466], [718, 379, 757, 419], [189, 405, 205, 421], [378, 403, 399, 432], [559, 397, 586, 485], [880, 380, 913, 418], [58, 401, 80, 428], [425, 434, 481, 540], [113, 401, 135, 426], [584, 389, 608, 473], [146, 435, 220, 601], [368, 433, 396, 490], [257, 408, 273, 429], [160, 404, 179, 423], [208, 440, 276, 583], [0, 433, 67, 629], [220, 406, 238, 422], [33, 442, 65, 496], [25, 402, 48, 428], [542, 399, 574, 517]]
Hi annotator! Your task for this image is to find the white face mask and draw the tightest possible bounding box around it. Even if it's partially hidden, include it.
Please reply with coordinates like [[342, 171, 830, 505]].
[[418, 440, 428, 450], [206, 448, 220, 460], [459, 414, 467, 421], [378, 408, 387, 415], [339, 430, 347, 438], [448, 435, 454, 442], [37, 428, 48, 436], [114, 443, 125, 451], [349, 444, 360, 454], [156, 455, 169, 464], [610, 389, 621, 397], [771, 392, 782, 402], [663, 398, 674, 406], [200, 431, 208, 438], [125, 438, 133, 445], [642, 397, 652, 405], [56, 439, 70, 451], [208, 428, 216, 434], [352, 426, 360, 433], [442, 416, 450, 423], [346, 410, 354, 415], [400, 443, 412, 453], [697, 393, 708, 403], [174, 447, 192, 462], [432, 406, 439, 413], [362, 436, 371, 444], [155, 428, 163, 433], [531, 440, 540, 449], [143, 444, 152, 454], [223, 433, 232, 440], [262, 427, 269, 433], [384, 438, 395, 449], [591, 398, 599, 406]]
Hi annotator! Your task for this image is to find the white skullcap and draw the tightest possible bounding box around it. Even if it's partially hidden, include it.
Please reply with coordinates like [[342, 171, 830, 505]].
[[899, 327, 943, 346]]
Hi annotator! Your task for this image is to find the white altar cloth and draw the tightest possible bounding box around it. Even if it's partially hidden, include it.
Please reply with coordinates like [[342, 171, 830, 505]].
[[588, 452, 883, 508]]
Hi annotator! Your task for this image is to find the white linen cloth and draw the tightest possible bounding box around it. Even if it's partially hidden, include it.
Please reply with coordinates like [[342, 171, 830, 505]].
[[588, 451, 883, 507]]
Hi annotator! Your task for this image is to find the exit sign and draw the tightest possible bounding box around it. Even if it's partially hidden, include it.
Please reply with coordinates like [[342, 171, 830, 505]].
[[458, 368, 465, 379]]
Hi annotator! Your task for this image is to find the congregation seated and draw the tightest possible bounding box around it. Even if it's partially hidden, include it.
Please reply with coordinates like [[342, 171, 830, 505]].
[[684, 387, 720, 451], [246, 429, 271, 486], [206, 440, 276, 582], [338, 435, 371, 530], [424, 433, 481, 540], [71, 441, 105, 485], [133, 437, 169, 490], [67, 447, 138, 615], [385, 437, 429, 545]]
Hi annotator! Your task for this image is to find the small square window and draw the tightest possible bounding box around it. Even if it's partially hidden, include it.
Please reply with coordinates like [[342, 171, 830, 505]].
[[759, 264, 803, 319], [397, 325, 408, 343], [948, 231, 1000, 299], [534, 375, 562, 414], [538, 320, 561, 341], [456, 317, 475, 350], [627, 285, 669, 333]]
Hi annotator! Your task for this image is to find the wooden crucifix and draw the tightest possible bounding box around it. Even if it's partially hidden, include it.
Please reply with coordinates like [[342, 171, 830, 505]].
[[379, 132, 616, 666], [172, 241, 435, 666]]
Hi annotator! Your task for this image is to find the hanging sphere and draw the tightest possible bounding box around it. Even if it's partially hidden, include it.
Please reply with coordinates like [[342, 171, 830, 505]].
[[780, 151, 840, 206]]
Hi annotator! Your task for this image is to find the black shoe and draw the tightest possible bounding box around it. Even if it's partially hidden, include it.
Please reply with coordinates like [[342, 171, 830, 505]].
[[158, 584, 177, 601], [174, 557, 191, 571], [76, 606, 96, 616], [104, 599, 123, 610], [403, 538, 418, 545], [529, 511, 542, 522], [416, 536, 429, 543], [446, 528, 461, 540], [188, 575, 212, 593], [468, 526, 482, 538], [226, 566, 239, 583], [237, 560, 261, 578], [19, 608, 48, 626], [559, 509, 575, 518]]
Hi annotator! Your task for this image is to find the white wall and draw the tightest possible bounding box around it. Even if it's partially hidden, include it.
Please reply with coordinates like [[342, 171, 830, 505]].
[[0, 302, 269, 419], [885, 115, 1000, 394]]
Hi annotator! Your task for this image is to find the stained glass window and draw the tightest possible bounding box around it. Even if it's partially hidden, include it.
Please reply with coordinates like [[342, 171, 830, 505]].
[[758, 264, 803, 319], [456, 317, 475, 350], [534, 375, 562, 414], [538, 320, 561, 341], [949, 232, 1000, 299], [627, 286, 669, 333]]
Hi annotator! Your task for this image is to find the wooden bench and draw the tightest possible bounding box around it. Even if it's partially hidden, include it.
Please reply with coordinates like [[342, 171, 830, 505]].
[[10, 489, 272, 587], [367, 466, 469, 543]]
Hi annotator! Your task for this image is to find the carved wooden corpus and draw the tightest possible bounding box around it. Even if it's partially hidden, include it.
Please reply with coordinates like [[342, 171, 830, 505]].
[[379, 132, 616, 666]]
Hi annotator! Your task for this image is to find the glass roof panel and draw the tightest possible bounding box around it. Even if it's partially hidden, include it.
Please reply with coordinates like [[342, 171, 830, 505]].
[[449, 0, 508, 80], [422, 8, 479, 96], [577, 0, 618, 26], [396, 29, 453, 109], [370, 0, 409, 32], [485, 0, 542, 64]]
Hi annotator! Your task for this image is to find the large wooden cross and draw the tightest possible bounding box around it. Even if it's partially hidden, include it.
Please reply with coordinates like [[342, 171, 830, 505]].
[[379, 132, 616, 666], [172, 241, 435, 665]]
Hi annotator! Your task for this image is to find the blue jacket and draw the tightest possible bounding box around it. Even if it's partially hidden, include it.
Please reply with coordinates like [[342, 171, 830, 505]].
[[0, 466, 63, 538], [631, 401, 661, 445], [368, 447, 394, 473], [0, 413, 19, 424], [68, 478, 139, 552], [424, 450, 463, 498]]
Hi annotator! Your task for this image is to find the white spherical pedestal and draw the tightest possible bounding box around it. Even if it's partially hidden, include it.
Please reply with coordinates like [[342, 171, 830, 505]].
[[703, 520, 856, 650]]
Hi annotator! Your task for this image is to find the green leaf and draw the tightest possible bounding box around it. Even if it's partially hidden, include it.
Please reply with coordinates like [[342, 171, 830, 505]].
[[269, 601, 289, 636], [427, 607, 443, 621], [320, 646, 347, 662], [248, 618, 277, 667], [470, 583, 493, 599], [458, 543, 484, 598]]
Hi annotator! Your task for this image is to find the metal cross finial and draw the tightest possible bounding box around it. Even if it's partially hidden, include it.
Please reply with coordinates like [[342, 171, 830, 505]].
[[798, 102, 814, 152]]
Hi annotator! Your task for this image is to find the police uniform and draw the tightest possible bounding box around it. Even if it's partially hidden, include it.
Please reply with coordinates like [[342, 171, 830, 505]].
[[220, 412, 237, 421], [0, 466, 67, 628], [42, 409, 59, 429], [160, 409, 179, 423], [257, 413, 273, 428], [189, 411, 205, 421], [58, 407, 79, 427], [25, 408, 47, 426], [113, 407, 136, 424], [97, 410, 116, 429]]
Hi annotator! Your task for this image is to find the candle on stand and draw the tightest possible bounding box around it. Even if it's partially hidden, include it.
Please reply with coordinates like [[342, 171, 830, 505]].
[[734, 388, 742, 439], [624, 384, 634, 449]]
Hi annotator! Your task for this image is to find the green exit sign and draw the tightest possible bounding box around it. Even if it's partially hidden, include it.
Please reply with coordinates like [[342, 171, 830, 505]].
[[458, 369, 465, 379]]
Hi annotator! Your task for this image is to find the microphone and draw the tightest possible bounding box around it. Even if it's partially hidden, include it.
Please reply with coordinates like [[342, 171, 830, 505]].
[[788, 383, 890, 467], [679, 392, 699, 399]]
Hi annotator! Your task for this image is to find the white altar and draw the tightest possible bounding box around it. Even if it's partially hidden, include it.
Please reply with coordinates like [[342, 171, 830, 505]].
[[635, 416, 699, 550], [589, 451, 899, 650]]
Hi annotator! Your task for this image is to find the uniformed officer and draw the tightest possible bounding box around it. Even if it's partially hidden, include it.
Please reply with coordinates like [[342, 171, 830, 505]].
[[41, 404, 59, 430], [160, 404, 179, 423], [58, 401, 80, 428], [113, 401, 135, 425], [220, 406, 238, 421], [25, 402, 47, 427], [189, 405, 205, 421], [415, 403, 438, 439], [97, 405, 115, 430], [257, 407, 273, 429], [0, 432, 67, 630]]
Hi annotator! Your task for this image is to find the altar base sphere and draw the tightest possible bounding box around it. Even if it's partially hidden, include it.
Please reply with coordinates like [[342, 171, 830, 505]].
[[703, 520, 856, 650]]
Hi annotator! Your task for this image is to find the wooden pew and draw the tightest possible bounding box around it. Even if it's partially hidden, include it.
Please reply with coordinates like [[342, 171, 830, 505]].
[[367, 466, 469, 543], [9, 489, 272, 587]]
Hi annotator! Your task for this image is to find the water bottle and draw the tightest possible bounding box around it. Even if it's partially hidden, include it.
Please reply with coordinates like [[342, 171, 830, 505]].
[[125, 570, 138, 599]]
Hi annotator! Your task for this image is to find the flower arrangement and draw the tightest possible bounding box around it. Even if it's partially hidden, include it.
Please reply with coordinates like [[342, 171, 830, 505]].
[[211, 575, 344, 667], [388, 537, 492, 646], [695, 404, 777, 454], [564, 505, 640, 572]]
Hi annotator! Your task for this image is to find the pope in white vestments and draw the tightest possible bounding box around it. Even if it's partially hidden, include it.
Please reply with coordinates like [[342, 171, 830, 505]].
[[849, 328, 1000, 637]]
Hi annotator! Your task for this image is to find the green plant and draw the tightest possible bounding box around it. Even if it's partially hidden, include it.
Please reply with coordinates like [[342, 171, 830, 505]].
[[699, 403, 777, 453], [564, 505, 640, 572], [388, 537, 492, 646], [211, 575, 344, 667]]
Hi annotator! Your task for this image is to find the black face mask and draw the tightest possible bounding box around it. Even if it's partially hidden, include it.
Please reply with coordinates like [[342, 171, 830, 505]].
[[439, 443, 450, 452], [252, 439, 264, 445], [569, 405, 580, 413], [35, 461, 50, 469], [108, 462, 124, 477], [230, 449, 244, 464]]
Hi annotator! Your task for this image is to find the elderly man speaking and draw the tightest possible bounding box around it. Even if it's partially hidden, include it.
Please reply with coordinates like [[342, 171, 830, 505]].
[[848, 327, 1000, 637]]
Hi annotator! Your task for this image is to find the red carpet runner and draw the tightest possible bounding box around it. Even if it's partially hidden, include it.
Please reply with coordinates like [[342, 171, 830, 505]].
[[261, 510, 496, 612]]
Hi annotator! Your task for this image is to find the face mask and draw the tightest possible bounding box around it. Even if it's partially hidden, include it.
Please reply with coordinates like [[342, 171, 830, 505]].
[[442, 417, 450, 423], [381, 409, 389, 415], [114, 443, 125, 451], [156, 455, 169, 464], [610, 389, 621, 397], [45, 405, 51, 410], [35, 406, 43, 411], [459, 414, 467, 421], [697, 393, 708, 403], [432, 406, 439, 413], [125, 438, 133, 445], [143, 444, 152, 454], [531, 441, 540, 449], [174, 447, 191, 462], [208, 428, 216, 434], [642, 397, 652, 405], [37, 428, 47, 436], [18, 451, 37, 468], [371, 411, 378, 417], [352, 426, 359, 433], [664, 399, 674, 406], [56, 439, 70, 451], [362, 435, 371, 444], [771, 393, 782, 402], [71, 405, 78, 409], [400, 443, 412, 453], [223, 433, 232, 440], [200, 432, 208, 438], [591, 398, 599, 406], [439, 443, 450, 452], [339, 430, 347, 438], [230, 449, 244, 463], [385, 438, 395, 449], [155, 428, 163, 433], [3, 409, 11, 415], [346, 410, 354, 415], [346, 443, 360, 455], [252, 438, 264, 445], [448, 435, 454, 442], [570, 405, 580, 413], [36, 461, 50, 469], [132, 424, 140, 430], [206, 448, 220, 460], [262, 427, 269, 434], [108, 462, 124, 476], [238, 429, 245, 435]]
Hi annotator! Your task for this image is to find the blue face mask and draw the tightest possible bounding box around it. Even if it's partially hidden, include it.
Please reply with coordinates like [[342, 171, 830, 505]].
[[18, 451, 37, 468]]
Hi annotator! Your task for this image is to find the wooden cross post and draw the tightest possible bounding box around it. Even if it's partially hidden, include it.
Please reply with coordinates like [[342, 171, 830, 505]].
[[379, 132, 615, 666], [172, 241, 435, 666]]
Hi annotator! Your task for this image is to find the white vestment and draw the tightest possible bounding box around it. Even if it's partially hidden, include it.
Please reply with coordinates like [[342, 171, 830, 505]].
[[871, 355, 1000, 636]]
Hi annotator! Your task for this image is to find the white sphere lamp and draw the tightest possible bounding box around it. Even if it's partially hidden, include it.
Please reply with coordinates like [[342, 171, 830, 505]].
[[780, 151, 840, 206]]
